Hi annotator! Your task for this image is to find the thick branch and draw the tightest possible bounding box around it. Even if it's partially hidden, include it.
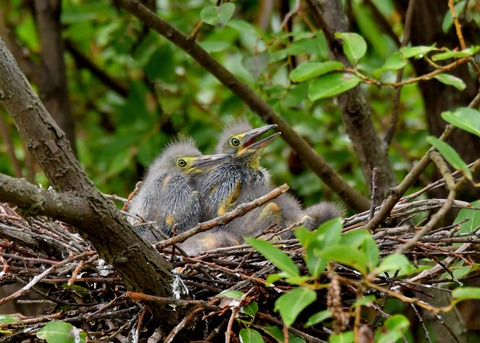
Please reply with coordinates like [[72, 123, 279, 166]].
[[0, 36, 178, 327], [307, 0, 397, 204], [111, 0, 370, 212], [0, 173, 95, 223]]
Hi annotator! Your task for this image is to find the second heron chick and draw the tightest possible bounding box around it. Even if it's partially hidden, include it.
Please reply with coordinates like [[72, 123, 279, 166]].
[[198, 120, 281, 221], [127, 138, 230, 242]]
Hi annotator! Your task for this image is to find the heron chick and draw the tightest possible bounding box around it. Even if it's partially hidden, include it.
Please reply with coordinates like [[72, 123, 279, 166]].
[[127, 138, 230, 242], [198, 120, 280, 221]]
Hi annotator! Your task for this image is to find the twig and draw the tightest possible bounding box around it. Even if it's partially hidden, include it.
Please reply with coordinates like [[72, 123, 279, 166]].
[[383, 0, 416, 145], [0, 251, 96, 305], [156, 184, 289, 248], [448, 0, 466, 50], [369, 168, 378, 220]]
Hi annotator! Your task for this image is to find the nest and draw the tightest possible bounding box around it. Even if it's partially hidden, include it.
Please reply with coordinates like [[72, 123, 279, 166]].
[[0, 186, 478, 342]]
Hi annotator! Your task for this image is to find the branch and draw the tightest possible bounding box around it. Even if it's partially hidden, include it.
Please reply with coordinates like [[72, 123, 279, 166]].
[[0, 36, 180, 327], [305, 0, 398, 204], [365, 90, 480, 231], [110, 0, 370, 212]]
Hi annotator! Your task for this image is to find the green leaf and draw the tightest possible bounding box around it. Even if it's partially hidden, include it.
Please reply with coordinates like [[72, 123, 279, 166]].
[[454, 200, 480, 235], [373, 253, 415, 276], [335, 32, 367, 65], [296, 218, 342, 278], [37, 322, 86, 343], [200, 3, 235, 27], [245, 238, 300, 278], [316, 245, 368, 275], [432, 46, 480, 61], [426, 136, 472, 180], [400, 45, 437, 59], [441, 107, 480, 137], [239, 328, 265, 343], [375, 314, 410, 343], [296, 227, 329, 278], [453, 265, 477, 280], [304, 309, 332, 327], [261, 325, 306, 343], [452, 287, 480, 304], [341, 230, 378, 271], [198, 41, 230, 53], [434, 74, 466, 90], [242, 301, 259, 320], [330, 331, 354, 343], [266, 273, 285, 285], [218, 290, 244, 300], [289, 61, 344, 83], [362, 235, 379, 272], [374, 51, 407, 76], [274, 286, 317, 327], [308, 73, 361, 101], [340, 229, 370, 248], [0, 314, 21, 325]]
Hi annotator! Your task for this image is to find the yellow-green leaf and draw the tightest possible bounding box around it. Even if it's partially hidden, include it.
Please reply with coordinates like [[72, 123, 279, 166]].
[[434, 74, 466, 90], [426, 136, 472, 180], [274, 286, 316, 327], [245, 238, 300, 278], [308, 73, 361, 101], [441, 107, 480, 138], [335, 32, 367, 65], [290, 61, 344, 83]]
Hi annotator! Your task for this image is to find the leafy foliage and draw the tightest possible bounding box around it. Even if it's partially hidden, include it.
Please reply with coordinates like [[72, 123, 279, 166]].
[[1, 0, 480, 341]]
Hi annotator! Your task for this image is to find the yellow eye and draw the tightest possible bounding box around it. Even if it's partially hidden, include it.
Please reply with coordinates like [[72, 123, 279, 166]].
[[177, 159, 187, 168], [230, 137, 241, 147]]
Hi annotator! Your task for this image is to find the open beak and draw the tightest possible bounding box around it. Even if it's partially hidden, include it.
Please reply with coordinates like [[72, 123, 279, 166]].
[[239, 124, 280, 154], [241, 124, 278, 149], [191, 153, 231, 170]]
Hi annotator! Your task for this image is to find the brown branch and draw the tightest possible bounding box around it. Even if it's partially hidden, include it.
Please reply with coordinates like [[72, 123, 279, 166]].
[[305, 0, 398, 204], [448, 0, 466, 50], [111, 0, 370, 212], [396, 157, 480, 253], [0, 36, 180, 326], [384, 0, 416, 145], [365, 89, 480, 231]]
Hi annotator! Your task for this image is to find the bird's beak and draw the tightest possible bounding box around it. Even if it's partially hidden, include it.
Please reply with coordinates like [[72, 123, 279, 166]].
[[239, 124, 280, 154], [191, 153, 231, 170]]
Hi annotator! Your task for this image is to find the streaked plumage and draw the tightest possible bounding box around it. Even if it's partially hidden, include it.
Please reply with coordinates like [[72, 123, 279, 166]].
[[197, 121, 280, 221], [222, 183, 303, 242], [127, 138, 230, 242]]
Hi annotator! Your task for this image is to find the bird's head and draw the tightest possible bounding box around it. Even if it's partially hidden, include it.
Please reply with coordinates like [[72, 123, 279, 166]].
[[216, 121, 280, 164], [153, 138, 231, 175]]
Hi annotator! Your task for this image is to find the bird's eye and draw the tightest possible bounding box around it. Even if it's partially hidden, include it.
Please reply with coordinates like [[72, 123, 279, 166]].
[[177, 159, 187, 168], [230, 137, 241, 147]]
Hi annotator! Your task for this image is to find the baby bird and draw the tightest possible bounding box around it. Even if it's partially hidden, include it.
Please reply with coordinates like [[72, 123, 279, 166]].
[[127, 138, 229, 242], [197, 120, 280, 221]]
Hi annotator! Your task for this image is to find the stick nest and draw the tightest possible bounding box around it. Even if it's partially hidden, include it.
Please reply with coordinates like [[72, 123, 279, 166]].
[[0, 192, 478, 342]]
